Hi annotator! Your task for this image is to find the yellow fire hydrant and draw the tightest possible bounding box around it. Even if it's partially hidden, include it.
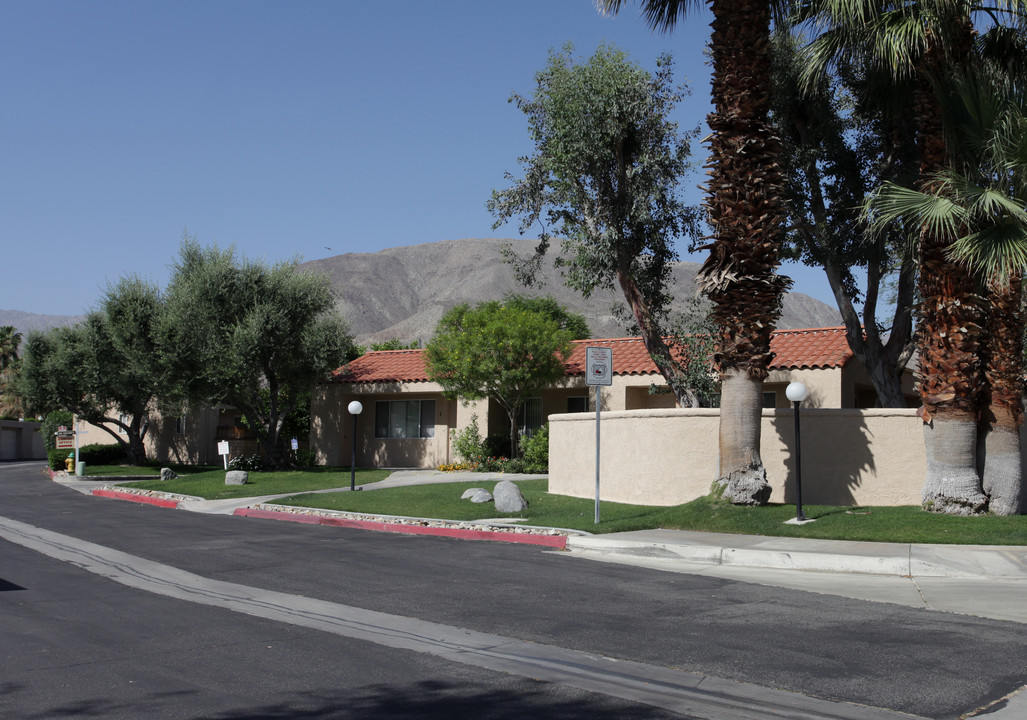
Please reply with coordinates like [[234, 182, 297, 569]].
[[65, 454, 74, 472]]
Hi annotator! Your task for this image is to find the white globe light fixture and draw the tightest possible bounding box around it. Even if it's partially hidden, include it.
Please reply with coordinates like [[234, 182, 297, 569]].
[[348, 401, 364, 491], [785, 381, 808, 404]]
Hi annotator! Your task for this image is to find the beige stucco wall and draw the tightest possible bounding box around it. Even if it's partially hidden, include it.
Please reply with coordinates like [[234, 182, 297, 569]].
[[549, 408, 930, 507], [312, 382, 465, 468]]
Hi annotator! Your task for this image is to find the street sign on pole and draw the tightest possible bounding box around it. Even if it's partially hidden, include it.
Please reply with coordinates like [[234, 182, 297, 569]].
[[585, 347, 613, 523]]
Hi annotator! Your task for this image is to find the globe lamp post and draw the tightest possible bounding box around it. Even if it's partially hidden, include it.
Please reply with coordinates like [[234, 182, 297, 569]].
[[348, 400, 363, 492], [785, 382, 811, 524]]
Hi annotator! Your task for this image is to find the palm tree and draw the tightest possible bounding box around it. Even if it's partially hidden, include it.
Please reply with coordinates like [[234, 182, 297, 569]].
[[797, 0, 1027, 514], [601, 0, 792, 504], [868, 68, 1027, 513], [0, 326, 21, 372]]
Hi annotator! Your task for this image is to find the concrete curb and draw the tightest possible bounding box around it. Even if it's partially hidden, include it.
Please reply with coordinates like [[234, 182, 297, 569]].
[[566, 533, 1027, 579], [92, 488, 181, 509], [234, 507, 568, 548]]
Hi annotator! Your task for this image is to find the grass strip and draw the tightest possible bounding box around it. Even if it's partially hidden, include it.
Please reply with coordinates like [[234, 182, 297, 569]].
[[273, 479, 1027, 544], [120, 467, 393, 501], [100, 466, 1027, 544]]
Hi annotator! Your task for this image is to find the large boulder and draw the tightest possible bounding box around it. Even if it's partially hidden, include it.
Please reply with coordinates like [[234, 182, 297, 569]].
[[225, 470, 248, 486], [160, 467, 178, 482], [493, 480, 528, 513]]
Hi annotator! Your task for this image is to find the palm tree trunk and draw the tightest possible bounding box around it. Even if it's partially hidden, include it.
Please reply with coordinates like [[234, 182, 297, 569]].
[[712, 369, 770, 504], [915, 26, 987, 514], [979, 276, 1024, 515], [698, 0, 789, 503]]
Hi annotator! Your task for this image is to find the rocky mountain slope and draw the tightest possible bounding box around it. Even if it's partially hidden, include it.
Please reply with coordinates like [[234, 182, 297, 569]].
[[301, 238, 841, 344], [0, 309, 84, 335]]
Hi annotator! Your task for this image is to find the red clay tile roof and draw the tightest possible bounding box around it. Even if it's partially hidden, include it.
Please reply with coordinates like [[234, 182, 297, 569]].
[[329, 327, 853, 384]]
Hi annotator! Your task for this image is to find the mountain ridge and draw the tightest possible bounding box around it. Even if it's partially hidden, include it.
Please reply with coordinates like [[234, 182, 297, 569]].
[[300, 238, 841, 344]]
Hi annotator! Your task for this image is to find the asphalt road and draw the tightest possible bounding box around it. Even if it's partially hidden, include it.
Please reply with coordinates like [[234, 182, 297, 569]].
[[2, 461, 1026, 719]]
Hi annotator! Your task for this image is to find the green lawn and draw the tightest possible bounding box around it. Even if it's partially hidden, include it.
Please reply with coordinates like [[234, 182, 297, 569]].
[[119, 467, 393, 501], [95, 465, 1027, 544], [273, 478, 1027, 545]]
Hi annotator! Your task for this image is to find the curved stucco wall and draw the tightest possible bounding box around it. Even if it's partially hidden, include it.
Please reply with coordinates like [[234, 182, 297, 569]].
[[549, 408, 928, 507]]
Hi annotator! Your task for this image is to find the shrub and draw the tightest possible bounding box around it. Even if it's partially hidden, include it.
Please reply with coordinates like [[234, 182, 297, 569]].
[[452, 415, 487, 465], [79, 443, 127, 465], [484, 433, 512, 460], [520, 423, 549, 473], [48, 448, 72, 470], [41, 410, 73, 451], [228, 454, 263, 472]]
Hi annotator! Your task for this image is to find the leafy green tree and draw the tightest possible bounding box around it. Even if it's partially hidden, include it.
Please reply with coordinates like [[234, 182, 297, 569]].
[[501, 295, 591, 339], [425, 299, 575, 459], [20, 277, 164, 463], [489, 43, 705, 406], [600, 1, 793, 505], [161, 239, 355, 468]]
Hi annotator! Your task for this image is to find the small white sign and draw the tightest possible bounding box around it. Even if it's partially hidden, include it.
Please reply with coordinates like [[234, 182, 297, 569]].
[[585, 346, 613, 386], [291, 437, 299, 451], [217, 440, 230, 456]]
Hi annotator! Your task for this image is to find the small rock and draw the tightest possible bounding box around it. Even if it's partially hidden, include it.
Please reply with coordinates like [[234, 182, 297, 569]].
[[461, 488, 487, 499], [469, 490, 493, 504], [160, 467, 178, 482], [493, 480, 528, 513], [226, 470, 248, 486]]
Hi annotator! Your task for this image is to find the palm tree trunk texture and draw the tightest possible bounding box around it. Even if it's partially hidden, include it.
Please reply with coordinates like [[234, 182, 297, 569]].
[[713, 369, 771, 504], [979, 276, 1024, 515], [914, 26, 987, 514], [699, 0, 789, 503]]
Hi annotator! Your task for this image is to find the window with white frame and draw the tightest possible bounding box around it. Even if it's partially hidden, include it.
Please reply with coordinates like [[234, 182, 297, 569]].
[[176, 416, 186, 435], [118, 413, 129, 434], [374, 399, 436, 439]]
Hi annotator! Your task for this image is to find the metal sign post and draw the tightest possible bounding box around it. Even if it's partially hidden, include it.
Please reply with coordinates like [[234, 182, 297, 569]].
[[585, 347, 613, 524]]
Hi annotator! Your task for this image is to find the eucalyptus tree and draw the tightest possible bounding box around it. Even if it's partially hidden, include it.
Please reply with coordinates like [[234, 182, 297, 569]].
[[868, 68, 1027, 513], [489, 44, 705, 407], [797, 0, 1027, 514], [600, 0, 792, 504], [771, 30, 920, 408]]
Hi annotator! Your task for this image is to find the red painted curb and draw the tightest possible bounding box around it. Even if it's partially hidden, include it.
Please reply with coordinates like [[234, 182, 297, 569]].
[[92, 488, 180, 509], [234, 508, 568, 549]]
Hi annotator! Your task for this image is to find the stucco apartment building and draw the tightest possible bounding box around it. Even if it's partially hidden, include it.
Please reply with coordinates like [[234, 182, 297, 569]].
[[311, 326, 917, 469]]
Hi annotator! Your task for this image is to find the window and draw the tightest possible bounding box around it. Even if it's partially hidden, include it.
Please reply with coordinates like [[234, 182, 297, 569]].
[[375, 400, 435, 439], [176, 416, 186, 435], [118, 413, 129, 434], [762, 392, 777, 409], [567, 396, 589, 413], [518, 398, 544, 437]]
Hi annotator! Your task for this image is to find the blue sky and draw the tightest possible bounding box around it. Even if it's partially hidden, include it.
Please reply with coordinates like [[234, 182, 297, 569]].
[[1, 0, 835, 317]]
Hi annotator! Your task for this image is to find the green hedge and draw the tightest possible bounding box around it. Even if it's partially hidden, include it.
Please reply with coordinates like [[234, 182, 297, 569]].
[[48, 442, 127, 470]]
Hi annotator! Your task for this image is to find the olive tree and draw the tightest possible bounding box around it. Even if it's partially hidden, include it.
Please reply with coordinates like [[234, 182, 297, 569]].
[[161, 239, 354, 468]]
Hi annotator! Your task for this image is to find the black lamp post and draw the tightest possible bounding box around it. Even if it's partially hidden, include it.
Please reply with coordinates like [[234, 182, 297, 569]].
[[348, 400, 363, 491], [785, 381, 810, 523]]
